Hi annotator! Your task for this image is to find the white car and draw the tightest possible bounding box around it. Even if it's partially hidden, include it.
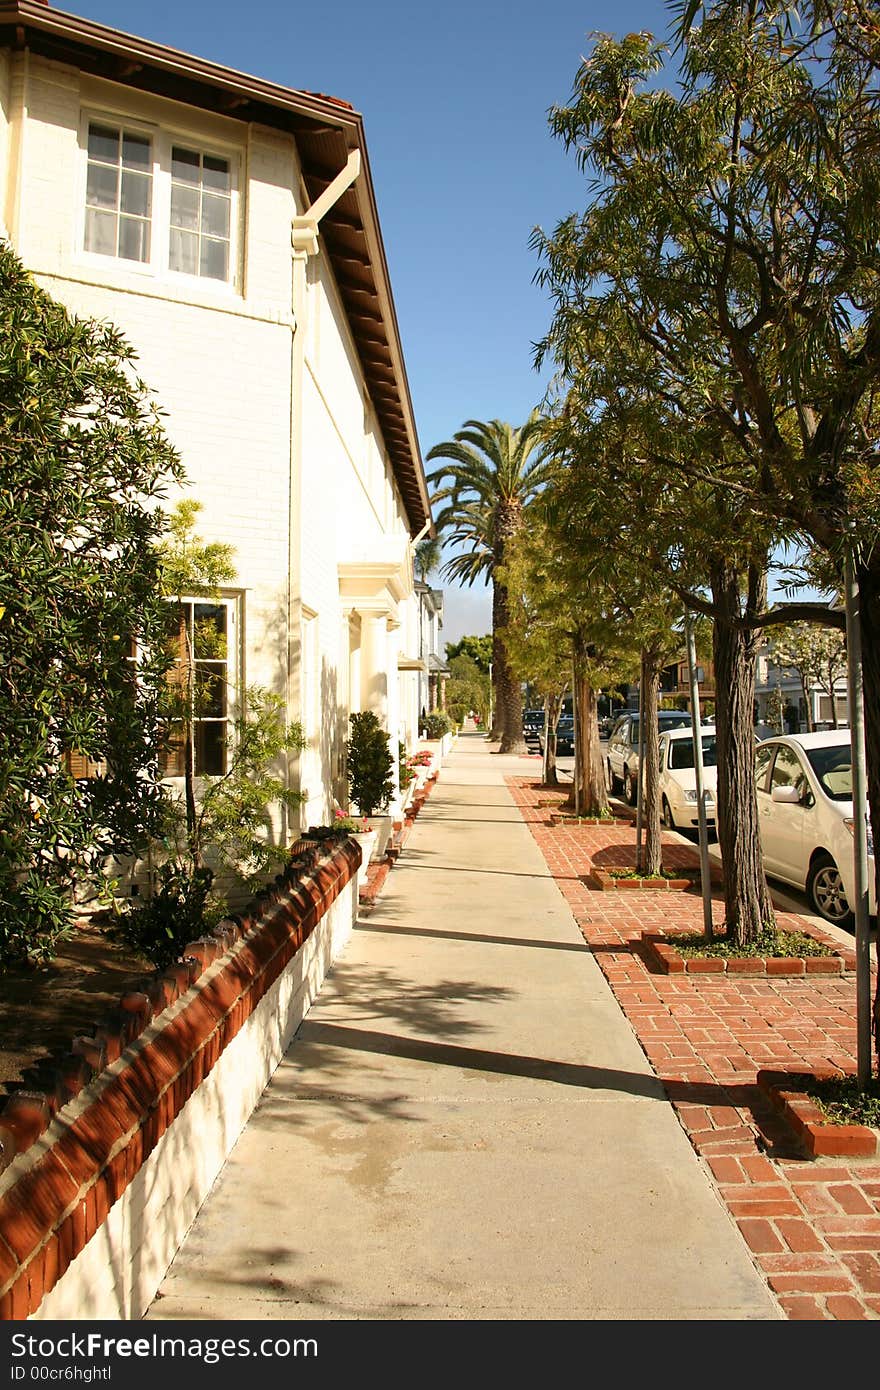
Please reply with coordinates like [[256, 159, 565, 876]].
[[658, 726, 718, 831], [755, 730, 876, 929], [607, 709, 692, 804]]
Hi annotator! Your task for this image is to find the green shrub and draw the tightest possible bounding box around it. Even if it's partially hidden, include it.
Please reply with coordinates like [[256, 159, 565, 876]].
[[346, 711, 395, 816], [422, 710, 453, 739], [107, 862, 216, 970]]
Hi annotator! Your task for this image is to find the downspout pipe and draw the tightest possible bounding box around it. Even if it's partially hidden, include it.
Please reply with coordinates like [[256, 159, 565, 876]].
[[287, 148, 362, 829]]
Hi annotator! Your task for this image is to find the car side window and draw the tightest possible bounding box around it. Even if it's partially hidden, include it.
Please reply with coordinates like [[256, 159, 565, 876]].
[[769, 745, 811, 802], [755, 744, 774, 793]]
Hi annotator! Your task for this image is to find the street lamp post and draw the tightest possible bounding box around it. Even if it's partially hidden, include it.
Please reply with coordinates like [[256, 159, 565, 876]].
[[487, 662, 493, 738]]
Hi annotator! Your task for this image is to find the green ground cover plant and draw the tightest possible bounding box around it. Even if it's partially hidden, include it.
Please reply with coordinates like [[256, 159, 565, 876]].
[[673, 927, 832, 959], [798, 1075, 880, 1129]]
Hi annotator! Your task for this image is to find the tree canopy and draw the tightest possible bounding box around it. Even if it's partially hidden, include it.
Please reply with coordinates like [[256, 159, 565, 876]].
[[0, 241, 181, 963]]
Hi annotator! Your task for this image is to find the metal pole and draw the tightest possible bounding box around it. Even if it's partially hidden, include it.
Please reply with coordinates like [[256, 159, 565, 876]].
[[488, 662, 493, 738], [685, 610, 714, 939], [844, 546, 872, 1088]]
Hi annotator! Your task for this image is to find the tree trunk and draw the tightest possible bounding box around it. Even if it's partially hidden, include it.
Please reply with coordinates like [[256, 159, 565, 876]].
[[493, 504, 526, 754], [542, 692, 562, 787], [566, 635, 609, 817], [855, 556, 880, 1062], [640, 649, 663, 879], [711, 558, 775, 944]]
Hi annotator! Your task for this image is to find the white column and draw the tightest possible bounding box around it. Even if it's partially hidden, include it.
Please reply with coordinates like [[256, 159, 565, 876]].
[[385, 618, 403, 816], [359, 612, 388, 721]]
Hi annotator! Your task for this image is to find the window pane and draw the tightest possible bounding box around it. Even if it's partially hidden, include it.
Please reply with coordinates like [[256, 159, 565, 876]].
[[119, 215, 150, 262], [86, 162, 118, 210], [196, 721, 226, 776], [120, 169, 151, 218], [203, 154, 230, 192], [159, 736, 186, 779], [169, 228, 198, 274], [88, 124, 119, 163], [201, 191, 230, 239], [193, 604, 227, 658], [755, 745, 774, 790], [171, 146, 201, 183], [170, 183, 200, 231], [198, 669, 227, 719], [84, 208, 116, 256], [200, 237, 228, 281], [122, 133, 151, 170]]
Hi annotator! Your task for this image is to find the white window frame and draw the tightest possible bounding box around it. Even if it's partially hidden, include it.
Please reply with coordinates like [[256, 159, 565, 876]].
[[160, 593, 242, 782], [78, 110, 242, 291]]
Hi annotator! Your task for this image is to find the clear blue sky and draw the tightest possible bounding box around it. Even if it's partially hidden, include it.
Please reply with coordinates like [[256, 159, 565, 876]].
[[70, 0, 679, 645]]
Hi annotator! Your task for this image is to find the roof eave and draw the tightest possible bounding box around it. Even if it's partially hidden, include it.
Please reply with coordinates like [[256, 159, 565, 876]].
[[0, 0, 433, 535]]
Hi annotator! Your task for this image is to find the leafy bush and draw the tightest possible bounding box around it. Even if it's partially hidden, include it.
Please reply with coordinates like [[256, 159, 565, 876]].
[[0, 240, 182, 965], [398, 741, 416, 789], [107, 862, 216, 970], [422, 710, 453, 739]]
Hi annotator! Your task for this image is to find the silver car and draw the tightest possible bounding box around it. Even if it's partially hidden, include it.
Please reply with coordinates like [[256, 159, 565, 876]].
[[607, 710, 692, 805]]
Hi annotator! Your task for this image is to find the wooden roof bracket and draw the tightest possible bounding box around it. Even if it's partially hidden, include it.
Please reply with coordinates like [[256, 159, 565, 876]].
[[291, 149, 361, 258]]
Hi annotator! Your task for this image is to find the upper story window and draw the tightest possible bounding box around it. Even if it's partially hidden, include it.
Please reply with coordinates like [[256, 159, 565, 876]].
[[85, 124, 153, 262], [81, 117, 239, 288], [170, 147, 232, 281]]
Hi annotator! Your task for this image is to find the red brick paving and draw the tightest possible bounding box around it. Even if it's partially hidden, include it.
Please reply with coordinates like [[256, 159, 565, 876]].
[[507, 776, 880, 1321]]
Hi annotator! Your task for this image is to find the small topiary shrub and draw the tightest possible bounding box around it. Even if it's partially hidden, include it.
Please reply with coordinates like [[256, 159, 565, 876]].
[[346, 711, 395, 817], [422, 710, 453, 739]]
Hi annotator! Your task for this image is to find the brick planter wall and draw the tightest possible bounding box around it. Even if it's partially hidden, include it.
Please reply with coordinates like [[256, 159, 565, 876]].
[[0, 838, 361, 1322]]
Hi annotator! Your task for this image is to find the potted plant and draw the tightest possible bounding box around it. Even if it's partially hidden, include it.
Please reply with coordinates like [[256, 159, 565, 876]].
[[346, 711, 395, 856]]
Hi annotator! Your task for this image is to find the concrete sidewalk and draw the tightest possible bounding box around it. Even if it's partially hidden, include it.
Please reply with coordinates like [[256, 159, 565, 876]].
[[147, 733, 781, 1321]]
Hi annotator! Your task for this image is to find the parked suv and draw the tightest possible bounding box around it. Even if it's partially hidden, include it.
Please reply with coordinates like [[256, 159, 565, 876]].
[[522, 709, 544, 747], [555, 715, 575, 755], [607, 710, 692, 805]]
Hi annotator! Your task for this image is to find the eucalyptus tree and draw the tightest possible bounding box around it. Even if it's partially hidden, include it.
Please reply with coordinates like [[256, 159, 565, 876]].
[[498, 521, 576, 791], [527, 461, 689, 875], [536, 0, 880, 945], [499, 511, 667, 841], [426, 412, 554, 753], [531, 4, 880, 942]]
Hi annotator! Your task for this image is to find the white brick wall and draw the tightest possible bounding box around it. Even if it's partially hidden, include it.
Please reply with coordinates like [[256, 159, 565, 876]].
[[5, 47, 420, 832]]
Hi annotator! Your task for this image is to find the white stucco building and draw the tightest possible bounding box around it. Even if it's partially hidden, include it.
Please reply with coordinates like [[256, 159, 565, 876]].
[[0, 0, 433, 848]]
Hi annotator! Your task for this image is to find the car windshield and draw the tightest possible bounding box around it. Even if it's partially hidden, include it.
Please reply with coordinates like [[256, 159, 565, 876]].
[[804, 743, 853, 801], [668, 735, 718, 770]]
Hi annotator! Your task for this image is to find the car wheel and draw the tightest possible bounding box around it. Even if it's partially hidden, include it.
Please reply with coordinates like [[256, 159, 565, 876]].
[[806, 852, 854, 929], [607, 758, 619, 793], [623, 766, 637, 806], [661, 796, 676, 831]]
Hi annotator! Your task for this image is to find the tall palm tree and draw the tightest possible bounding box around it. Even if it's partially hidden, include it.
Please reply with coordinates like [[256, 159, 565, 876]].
[[426, 412, 554, 753]]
